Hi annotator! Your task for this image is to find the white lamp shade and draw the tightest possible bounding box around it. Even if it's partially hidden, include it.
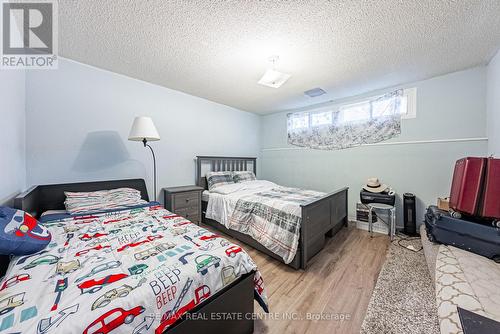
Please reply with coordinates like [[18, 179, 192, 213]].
[[128, 116, 160, 141]]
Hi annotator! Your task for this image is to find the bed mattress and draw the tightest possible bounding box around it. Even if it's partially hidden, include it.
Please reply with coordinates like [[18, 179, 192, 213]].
[[421, 225, 500, 334], [435, 244, 500, 334], [0, 204, 267, 333], [205, 180, 325, 264]]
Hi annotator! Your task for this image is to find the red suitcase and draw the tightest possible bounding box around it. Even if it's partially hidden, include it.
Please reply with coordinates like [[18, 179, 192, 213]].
[[450, 157, 486, 216], [480, 158, 500, 219]]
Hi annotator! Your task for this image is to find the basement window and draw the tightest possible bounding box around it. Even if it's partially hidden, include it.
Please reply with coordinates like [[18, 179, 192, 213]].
[[290, 114, 309, 129], [287, 88, 416, 150], [339, 87, 417, 123], [311, 111, 333, 126], [401, 87, 417, 119], [288, 87, 417, 131]]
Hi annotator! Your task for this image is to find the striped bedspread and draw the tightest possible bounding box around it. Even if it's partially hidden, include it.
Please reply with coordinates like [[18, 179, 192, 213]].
[[228, 187, 324, 264]]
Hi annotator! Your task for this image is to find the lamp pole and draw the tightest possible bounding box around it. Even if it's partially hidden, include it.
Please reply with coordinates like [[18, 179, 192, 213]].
[[143, 138, 157, 201]]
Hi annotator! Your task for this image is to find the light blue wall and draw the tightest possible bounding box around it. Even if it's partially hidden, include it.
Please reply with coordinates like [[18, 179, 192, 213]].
[[487, 49, 500, 156], [260, 67, 488, 228], [25, 59, 260, 200], [0, 70, 25, 205], [13, 60, 492, 227]]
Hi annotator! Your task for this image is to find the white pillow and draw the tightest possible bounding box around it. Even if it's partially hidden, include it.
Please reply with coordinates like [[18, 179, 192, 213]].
[[209, 182, 247, 195]]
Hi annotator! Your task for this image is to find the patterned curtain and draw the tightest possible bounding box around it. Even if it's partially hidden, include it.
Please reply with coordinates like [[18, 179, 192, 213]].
[[287, 90, 403, 150]]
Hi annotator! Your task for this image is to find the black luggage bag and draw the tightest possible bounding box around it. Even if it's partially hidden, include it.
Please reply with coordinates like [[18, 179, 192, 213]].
[[425, 205, 500, 263]]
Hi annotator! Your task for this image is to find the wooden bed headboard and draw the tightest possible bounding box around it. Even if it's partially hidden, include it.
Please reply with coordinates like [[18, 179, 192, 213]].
[[13, 178, 149, 218], [196, 156, 257, 189]]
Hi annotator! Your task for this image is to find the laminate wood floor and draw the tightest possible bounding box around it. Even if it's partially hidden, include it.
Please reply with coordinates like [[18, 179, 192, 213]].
[[202, 223, 390, 334]]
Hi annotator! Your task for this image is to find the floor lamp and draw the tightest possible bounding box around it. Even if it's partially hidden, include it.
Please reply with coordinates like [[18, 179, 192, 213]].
[[128, 116, 160, 201]]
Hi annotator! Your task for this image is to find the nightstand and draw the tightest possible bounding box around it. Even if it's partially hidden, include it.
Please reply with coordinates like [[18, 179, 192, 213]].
[[163, 186, 203, 224]]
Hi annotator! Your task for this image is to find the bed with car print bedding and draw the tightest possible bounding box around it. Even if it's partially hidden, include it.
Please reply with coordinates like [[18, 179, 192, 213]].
[[5, 179, 267, 334]]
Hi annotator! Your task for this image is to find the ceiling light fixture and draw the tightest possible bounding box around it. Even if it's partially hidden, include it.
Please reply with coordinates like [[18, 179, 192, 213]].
[[258, 56, 291, 88]]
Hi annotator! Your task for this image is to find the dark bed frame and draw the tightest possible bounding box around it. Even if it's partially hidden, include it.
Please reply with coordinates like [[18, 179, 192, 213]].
[[12, 178, 255, 334], [196, 156, 349, 270]]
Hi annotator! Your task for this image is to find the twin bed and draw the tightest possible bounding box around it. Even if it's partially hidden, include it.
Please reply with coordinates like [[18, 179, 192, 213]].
[[197, 156, 349, 270], [1, 156, 348, 333], [7, 179, 265, 334]]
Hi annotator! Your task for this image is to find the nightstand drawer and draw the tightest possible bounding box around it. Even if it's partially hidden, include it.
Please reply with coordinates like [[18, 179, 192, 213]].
[[163, 185, 203, 225], [175, 207, 200, 222], [173, 192, 200, 209]]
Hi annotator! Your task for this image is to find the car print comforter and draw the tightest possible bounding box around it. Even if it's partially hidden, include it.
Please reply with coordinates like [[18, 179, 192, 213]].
[[0, 204, 268, 334]]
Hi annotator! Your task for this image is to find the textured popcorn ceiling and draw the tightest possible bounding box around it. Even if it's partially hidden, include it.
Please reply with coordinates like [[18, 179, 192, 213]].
[[59, 0, 500, 114]]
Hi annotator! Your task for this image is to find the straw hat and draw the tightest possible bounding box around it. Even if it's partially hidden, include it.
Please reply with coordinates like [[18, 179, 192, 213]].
[[363, 177, 388, 193]]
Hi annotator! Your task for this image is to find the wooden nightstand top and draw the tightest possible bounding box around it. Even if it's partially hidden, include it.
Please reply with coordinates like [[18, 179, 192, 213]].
[[162, 185, 204, 194]]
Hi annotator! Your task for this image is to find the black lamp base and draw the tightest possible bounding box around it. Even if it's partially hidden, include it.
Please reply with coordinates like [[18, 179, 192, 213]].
[[142, 138, 157, 201]]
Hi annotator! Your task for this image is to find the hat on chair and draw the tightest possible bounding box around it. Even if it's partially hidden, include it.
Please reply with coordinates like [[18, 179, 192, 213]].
[[363, 177, 388, 193]]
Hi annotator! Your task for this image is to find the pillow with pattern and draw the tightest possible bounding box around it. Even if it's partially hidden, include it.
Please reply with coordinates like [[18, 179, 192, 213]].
[[64, 188, 147, 214], [233, 171, 256, 183], [0, 207, 51, 255], [206, 171, 234, 191]]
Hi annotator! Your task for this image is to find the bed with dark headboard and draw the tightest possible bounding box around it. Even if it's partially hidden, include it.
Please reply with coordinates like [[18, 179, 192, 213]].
[[196, 156, 257, 190], [14, 178, 150, 218], [196, 156, 349, 270], [10, 178, 256, 334]]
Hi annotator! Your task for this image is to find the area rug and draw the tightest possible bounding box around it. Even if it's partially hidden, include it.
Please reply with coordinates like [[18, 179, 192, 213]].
[[360, 235, 440, 334]]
